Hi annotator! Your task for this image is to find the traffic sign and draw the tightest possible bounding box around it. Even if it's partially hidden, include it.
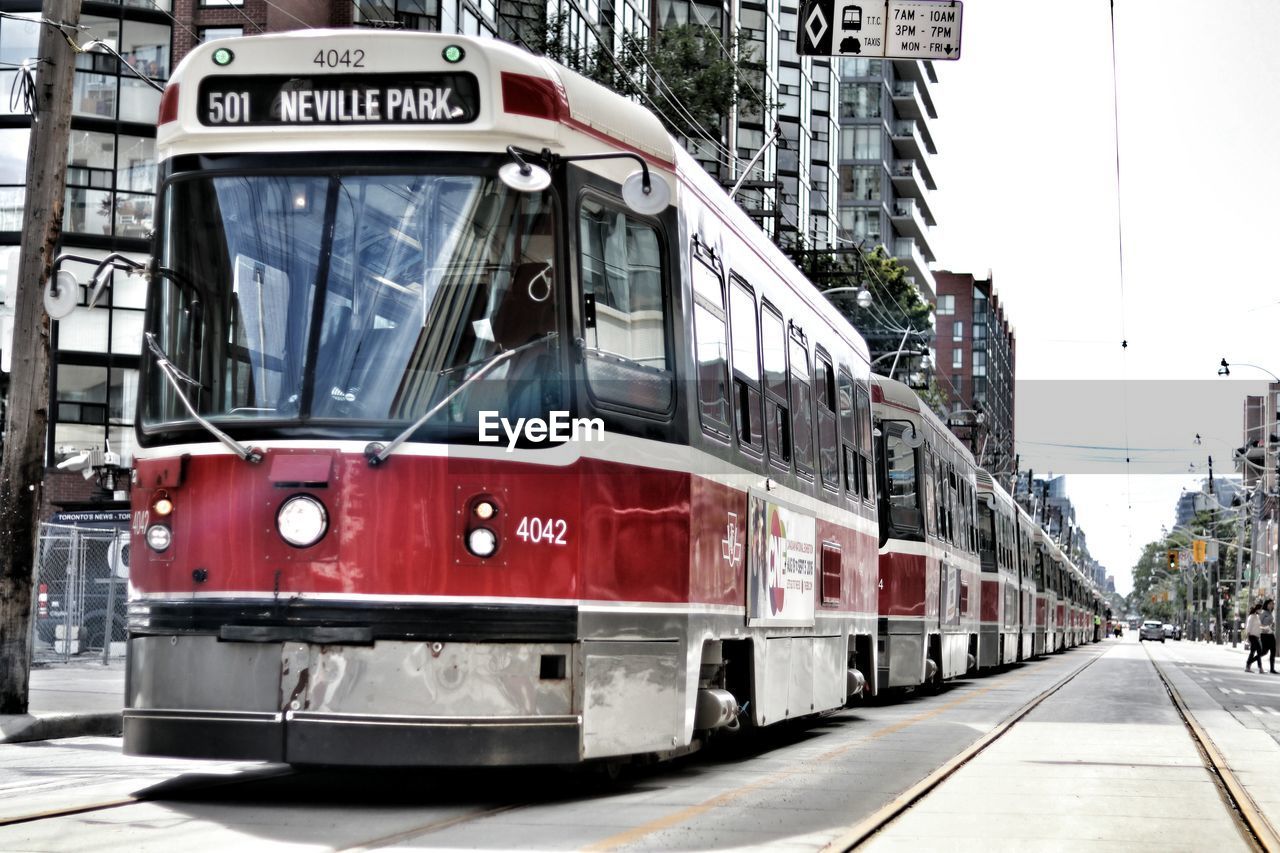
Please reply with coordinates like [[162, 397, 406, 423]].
[[797, 0, 963, 60]]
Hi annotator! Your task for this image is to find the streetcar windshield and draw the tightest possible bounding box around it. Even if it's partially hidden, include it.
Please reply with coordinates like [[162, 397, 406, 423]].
[[144, 171, 560, 438]]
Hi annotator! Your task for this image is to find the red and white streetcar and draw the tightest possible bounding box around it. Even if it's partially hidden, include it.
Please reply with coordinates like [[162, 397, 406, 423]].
[[120, 30, 884, 767], [974, 470, 1020, 669], [871, 375, 981, 690]]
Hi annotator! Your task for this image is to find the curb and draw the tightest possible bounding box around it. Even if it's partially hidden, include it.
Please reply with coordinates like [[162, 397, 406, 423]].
[[0, 712, 122, 745]]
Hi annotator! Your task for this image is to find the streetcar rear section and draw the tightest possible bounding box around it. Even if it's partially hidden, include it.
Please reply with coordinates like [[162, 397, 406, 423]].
[[872, 376, 981, 691], [122, 31, 881, 767], [975, 470, 1020, 669]]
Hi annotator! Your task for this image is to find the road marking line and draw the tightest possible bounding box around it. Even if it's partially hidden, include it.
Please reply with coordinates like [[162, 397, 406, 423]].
[[1245, 705, 1264, 716]]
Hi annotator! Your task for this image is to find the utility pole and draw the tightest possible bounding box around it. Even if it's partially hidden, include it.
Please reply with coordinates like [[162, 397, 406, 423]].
[[1233, 498, 1246, 647], [0, 0, 82, 714]]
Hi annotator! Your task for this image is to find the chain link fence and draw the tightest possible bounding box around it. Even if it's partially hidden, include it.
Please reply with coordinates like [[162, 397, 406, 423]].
[[30, 523, 130, 664]]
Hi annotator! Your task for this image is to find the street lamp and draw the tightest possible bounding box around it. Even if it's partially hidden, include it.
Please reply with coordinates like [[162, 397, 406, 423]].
[[1218, 358, 1280, 382], [819, 285, 874, 309], [820, 285, 933, 379]]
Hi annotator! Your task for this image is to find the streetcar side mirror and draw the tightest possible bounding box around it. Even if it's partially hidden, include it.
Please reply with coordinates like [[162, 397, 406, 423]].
[[499, 148, 552, 193]]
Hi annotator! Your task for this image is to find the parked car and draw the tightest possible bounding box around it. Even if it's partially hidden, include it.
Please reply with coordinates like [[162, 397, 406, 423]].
[[1163, 623, 1183, 640], [1139, 620, 1165, 642]]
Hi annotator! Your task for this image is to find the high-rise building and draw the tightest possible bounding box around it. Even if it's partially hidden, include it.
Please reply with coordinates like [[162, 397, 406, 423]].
[[0, 2, 173, 514], [2, 7, 925, 519], [835, 57, 936, 300], [1173, 478, 1244, 530], [931, 270, 1015, 476]]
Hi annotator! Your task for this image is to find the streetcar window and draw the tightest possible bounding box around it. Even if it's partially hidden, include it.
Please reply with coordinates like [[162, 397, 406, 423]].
[[729, 278, 763, 453], [789, 335, 814, 476], [821, 542, 842, 605], [579, 198, 672, 413], [978, 502, 997, 572], [884, 428, 923, 538], [691, 257, 730, 437], [760, 302, 790, 467], [921, 447, 937, 537], [147, 171, 567, 436], [837, 369, 859, 498], [814, 350, 839, 490], [855, 384, 874, 502]]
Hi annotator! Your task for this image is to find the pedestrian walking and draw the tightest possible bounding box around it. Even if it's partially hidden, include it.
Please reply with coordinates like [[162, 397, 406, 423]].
[[1263, 599, 1277, 673], [1246, 604, 1264, 673]]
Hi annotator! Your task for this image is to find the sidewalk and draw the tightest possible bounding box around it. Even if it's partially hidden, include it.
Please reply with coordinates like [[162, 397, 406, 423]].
[[863, 640, 1252, 852], [0, 658, 125, 744]]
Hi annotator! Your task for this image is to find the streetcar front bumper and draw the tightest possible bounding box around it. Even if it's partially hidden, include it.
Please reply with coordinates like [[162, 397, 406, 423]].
[[123, 707, 581, 766], [123, 633, 584, 766]]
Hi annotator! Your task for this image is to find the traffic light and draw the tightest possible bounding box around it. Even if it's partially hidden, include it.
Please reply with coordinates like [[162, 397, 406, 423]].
[[1167, 549, 1178, 572], [1193, 539, 1207, 563]]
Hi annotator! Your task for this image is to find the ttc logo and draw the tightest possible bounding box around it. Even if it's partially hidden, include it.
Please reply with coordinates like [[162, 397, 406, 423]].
[[722, 512, 743, 568]]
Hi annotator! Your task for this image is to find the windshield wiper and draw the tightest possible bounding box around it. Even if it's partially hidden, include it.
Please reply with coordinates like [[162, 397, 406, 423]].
[[365, 331, 557, 466], [145, 333, 264, 464]]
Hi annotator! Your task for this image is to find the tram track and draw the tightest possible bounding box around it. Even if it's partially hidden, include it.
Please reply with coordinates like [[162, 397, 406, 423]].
[[0, 645, 1114, 850], [815, 642, 1277, 853], [1143, 644, 1279, 853], [816, 643, 1108, 852], [0, 765, 297, 829]]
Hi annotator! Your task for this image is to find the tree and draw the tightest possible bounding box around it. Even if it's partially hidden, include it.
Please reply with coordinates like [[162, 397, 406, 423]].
[[784, 243, 936, 389], [1130, 508, 1243, 630], [531, 19, 750, 143]]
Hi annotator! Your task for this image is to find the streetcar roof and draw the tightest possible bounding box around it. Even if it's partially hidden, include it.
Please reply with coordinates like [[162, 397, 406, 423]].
[[870, 374, 975, 468], [158, 30, 676, 166]]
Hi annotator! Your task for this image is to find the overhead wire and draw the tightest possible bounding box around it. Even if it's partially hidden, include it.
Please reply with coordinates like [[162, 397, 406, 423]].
[[1109, 0, 1134, 525], [136, 0, 202, 46], [605, 25, 744, 171], [211, 0, 267, 35], [543, 0, 738, 171], [537, 0, 746, 172]]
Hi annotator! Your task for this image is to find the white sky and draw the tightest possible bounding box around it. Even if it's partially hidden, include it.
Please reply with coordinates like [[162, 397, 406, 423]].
[[927, 0, 1280, 594]]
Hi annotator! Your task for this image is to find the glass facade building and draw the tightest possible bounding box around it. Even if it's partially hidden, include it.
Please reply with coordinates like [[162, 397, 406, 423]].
[[836, 57, 937, 299], [0, 0, 858, 510], [0, 2, 169, 507]]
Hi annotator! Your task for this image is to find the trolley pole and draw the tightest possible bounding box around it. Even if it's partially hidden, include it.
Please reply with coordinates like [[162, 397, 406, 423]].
[[0, 0, 82, 715]]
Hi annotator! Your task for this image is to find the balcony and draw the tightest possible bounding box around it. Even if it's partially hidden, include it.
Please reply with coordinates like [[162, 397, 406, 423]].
[[891, 119, 937, 160], [892, 59, 938, 86], [890, 199, 933, 251], [893, 237, 935, 300], [890, 80, 937, 120], [890, 160, 937, 210]]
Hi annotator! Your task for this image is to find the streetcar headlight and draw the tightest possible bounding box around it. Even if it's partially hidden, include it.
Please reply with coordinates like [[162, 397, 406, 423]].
[[277, 495, 328, 548], [145, 524, 172, 552], [467, 527, 498, 558], [152, 494, 174, 517], [473, 499, 496, 520]]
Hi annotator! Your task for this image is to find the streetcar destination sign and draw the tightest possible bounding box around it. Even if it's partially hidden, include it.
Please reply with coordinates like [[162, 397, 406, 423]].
[[197, 73, 481, 127], [797, 0, 962, 60]]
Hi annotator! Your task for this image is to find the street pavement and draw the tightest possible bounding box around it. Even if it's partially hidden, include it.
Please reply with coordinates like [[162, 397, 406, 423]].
[[0, 659, 124, 744], [1145, 634, 1280, 840], [863, 637, 1251, 852], [8, 636, 1280, 850]]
